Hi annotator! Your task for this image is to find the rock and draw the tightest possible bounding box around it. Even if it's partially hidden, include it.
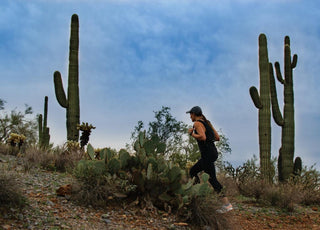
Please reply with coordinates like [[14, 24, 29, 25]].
[[56, 184, 72, 196], [114, 192, 127, 198], [268, 223, 276, 228], [46, 200, 54, 206], [2, 225, 11, 230], [101, 213, 112, 224], [103, 219, 111, 224], [101, 214, 110, 219], [60, 224, 71, 229]]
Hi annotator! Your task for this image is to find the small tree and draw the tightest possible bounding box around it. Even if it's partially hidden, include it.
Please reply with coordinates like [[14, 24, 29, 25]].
[[0, 99, 5, 110], [0, 100, 37, 146], [130, 106, 188, 157]]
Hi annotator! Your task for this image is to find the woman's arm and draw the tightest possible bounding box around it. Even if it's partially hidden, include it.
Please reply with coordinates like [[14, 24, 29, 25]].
[[191, 121, 206, 141], [212, 126, 220, 141]]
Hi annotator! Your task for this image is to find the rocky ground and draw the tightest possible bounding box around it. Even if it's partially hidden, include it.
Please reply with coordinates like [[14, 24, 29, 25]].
[[0, 154, 319, 230]]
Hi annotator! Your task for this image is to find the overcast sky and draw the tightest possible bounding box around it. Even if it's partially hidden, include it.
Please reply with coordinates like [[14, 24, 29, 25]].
[[1, 0, 319, 170]]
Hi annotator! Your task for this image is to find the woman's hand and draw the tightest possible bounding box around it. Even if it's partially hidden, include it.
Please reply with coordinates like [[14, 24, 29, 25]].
[[188, 128, 194, 136]]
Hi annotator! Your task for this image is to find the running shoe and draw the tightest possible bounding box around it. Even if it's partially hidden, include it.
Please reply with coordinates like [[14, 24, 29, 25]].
[[216, 203, 233, 213]]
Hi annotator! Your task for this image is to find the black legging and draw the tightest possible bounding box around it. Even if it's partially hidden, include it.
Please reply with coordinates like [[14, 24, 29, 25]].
[[190, 158, 223, 194]]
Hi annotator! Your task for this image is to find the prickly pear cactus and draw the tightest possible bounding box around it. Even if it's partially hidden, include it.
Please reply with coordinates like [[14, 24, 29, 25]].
[[119, 149, 131, 169], [129, 131, 213, 209], [86, 143, 95, 160], [74, 132, 216, 212]]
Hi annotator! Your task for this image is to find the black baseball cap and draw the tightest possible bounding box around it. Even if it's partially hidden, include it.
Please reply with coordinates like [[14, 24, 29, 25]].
[[186, 106, 202, 116]]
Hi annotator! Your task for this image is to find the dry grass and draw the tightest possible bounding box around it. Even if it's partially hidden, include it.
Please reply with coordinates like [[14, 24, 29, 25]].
[[0, 144, 11, 155], [226, 168, 320, 212], [218, 174, 239, 197], [184, 196, 237, 230], [52, 146, 84, 172], [0, 169, 26, 210], [21, 145, 83, 172]]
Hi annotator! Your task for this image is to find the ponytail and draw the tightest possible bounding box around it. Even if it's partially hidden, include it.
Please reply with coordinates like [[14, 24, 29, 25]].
[[201, 114, 220, 141]]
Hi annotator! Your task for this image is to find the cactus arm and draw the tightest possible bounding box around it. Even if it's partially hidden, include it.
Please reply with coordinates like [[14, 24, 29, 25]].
[[269, 63, 284, 126], [54, 71, 68, 108], [249, 86, 263, 109], [293, 157, 302, 176], [274, 62, 285, 84], [291, 54, 298, 69]]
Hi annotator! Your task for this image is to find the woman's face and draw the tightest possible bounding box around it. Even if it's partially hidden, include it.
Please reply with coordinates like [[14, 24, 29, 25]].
[[190, 113, 196, 122]]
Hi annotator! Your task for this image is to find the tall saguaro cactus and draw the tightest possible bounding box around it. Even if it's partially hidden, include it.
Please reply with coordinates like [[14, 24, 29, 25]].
[[249, 34, 272, 181], [269, 36, 298, 181], [54, 14, 80, 141], [38, 96, 50, 148]]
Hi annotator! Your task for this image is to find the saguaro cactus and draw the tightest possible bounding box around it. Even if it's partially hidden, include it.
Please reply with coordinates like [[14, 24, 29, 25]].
[[38, 96, 50, 148], [249, 34, 272, 181], [54, 14, 80, 141], [269, 36, 298, 181]]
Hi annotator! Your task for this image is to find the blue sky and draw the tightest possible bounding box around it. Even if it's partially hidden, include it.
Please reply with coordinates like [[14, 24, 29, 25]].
[[1, 0, 319, 170]]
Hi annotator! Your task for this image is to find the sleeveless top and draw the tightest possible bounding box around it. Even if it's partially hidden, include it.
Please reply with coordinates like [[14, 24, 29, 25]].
[[194, 119, 218, 162]]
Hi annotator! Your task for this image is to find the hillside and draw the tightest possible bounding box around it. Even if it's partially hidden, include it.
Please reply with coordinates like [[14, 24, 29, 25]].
[[1, 153, 319, 230]]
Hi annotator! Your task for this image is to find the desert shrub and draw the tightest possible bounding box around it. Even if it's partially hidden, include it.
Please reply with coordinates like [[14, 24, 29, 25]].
[[182, 196, 233, 230], [52, 144, 83, 172], [230, 158, 320, 211], [217, 174, 239, 197], [22, 146, 54, 171], [0, 170, 26, 210], [289, 165, 320, 205], [0, 143, 10, 155], [72, 160, 109, 206], [260, 182, 303, 212], [260, 165, 320, 211], [22, 146, 62, 171], [72, 159, 133, 207], [232, 156, 265, 199], [21, 143, 83, 172]]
